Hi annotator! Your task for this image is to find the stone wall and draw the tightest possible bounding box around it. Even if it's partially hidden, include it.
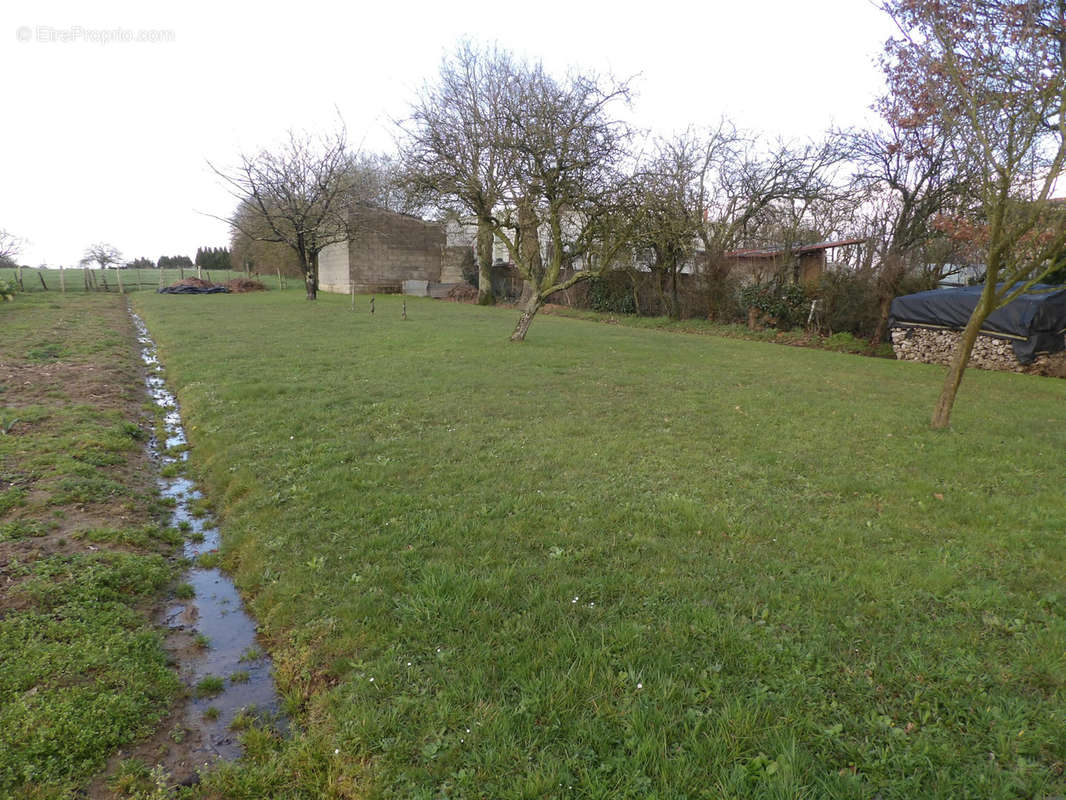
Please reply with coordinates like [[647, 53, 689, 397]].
[[891, 326, 1066, 377]]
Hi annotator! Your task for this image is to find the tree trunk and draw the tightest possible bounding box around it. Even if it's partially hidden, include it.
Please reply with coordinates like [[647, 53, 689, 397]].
[[868, 253, 905, 354], [930, 286, 994, 429], [302, 250, 317, 301], [476, 216, 496, 306], [867, 294, 894, 354], [669, 265, 681, 321], [510, 292, 543, 342]]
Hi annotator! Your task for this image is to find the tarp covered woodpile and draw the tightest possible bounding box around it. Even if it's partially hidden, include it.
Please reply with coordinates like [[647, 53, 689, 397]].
[[889, 284, 1066, 363]]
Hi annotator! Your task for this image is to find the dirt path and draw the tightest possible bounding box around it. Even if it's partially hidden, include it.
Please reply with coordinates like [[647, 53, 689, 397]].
[[0, 294, 213, 796]]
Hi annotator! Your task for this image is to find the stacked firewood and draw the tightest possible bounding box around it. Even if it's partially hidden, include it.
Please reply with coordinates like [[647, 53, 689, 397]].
[[890, 327, 1066, 376]]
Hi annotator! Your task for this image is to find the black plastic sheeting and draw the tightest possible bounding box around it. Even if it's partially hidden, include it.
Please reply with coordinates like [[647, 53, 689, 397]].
[[157, 286, 230, 294], [889, 283, 1066, 363]]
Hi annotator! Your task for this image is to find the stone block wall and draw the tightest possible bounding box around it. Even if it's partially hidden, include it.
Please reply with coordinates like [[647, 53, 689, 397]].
[[348, 207, 445, 293], [891, 327, 1066, 377]]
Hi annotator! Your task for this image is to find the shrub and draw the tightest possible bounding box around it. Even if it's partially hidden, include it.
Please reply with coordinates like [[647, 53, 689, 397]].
[[812, 269, 881, 338], [739, 281, 808, 329], [0, 279, 17, 302], [586, 273, 636, 315]]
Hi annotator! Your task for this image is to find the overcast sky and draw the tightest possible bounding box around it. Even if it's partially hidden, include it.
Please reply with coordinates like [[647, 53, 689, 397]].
[[1, 0, 896, 268]]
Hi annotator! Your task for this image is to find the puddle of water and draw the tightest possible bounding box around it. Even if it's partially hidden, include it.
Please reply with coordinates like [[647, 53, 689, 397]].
[[132, 310, 286, 762]]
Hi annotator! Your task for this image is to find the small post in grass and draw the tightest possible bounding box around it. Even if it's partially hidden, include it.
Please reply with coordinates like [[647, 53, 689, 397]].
[[116, 268, 124, 295], [158, 268, 164, 290], [38, 271, 47, 290], [350, 281, 355, 311], [276, 266, 283, 290], [370, 295, 375, 316], [59, 265, 65, 294], [402, 299, 407, 320]]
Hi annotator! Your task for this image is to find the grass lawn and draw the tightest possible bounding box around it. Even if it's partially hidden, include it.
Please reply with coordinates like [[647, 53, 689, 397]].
[[132, 290, 1066, 799]]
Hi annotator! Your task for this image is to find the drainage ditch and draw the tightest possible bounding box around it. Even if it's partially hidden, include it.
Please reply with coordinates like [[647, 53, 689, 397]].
[[132, 310, 285, 763]]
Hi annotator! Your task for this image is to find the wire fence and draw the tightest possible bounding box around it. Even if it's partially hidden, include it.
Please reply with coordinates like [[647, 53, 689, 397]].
[[0, 268, 293, 294]]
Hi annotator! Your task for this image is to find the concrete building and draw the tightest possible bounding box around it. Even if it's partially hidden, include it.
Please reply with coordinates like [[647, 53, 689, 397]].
[[319, 206, 467, 296]]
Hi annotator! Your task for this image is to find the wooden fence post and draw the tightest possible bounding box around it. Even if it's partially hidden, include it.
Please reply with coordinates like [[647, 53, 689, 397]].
[[116, 269, 124, 295], [59, 266, 65, 294]]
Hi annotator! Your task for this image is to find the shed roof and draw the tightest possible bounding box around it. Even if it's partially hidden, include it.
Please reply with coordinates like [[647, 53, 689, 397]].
[[724, 237, 867, 259]]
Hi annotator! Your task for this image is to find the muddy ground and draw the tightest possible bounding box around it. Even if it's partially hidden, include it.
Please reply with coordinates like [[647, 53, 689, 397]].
[[0, 294, 222, 797]]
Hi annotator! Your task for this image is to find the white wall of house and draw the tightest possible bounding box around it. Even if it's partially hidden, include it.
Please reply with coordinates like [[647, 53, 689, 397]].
[[319, 241, 350, 293]]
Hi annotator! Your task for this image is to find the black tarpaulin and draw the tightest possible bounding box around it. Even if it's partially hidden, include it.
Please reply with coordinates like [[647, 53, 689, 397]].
[[157, 285, 230, 294], [889, 284, 1066, 363]]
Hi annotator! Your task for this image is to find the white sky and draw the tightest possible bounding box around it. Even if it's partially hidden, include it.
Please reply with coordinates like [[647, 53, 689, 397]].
[[0, 0, 895, 267]]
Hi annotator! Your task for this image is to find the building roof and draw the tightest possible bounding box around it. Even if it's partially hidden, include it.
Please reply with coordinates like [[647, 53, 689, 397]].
[[724, 237, 867, 259]]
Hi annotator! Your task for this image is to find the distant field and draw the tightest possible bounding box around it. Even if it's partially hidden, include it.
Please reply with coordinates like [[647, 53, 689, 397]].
[[133, 290, 1066, 799], [0, 267, 293, 294]]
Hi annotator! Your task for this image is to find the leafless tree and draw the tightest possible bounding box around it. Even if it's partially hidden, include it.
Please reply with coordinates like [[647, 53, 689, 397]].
[[211, 126, 357, 300], [881, 0, 1066, 428], [0, 229, 22, 264], [400, 42, 518, 305], [844, 116, 970, 351], [490, 62, 637, 341], [349, 153, 426, 216], [631, 124, 847, 319], [81, 242, 124, 270], [632, 130, 716, 320]]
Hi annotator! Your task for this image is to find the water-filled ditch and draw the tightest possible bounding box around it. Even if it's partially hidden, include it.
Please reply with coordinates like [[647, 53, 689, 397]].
[[132, 310, 285, 762]]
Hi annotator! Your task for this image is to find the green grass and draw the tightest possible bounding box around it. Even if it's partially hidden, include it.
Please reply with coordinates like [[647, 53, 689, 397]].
[[194, 676, 225, 699], [0, 553, 178, 794], [0, 294, 180, 797], [131, 290, 1066, 798]]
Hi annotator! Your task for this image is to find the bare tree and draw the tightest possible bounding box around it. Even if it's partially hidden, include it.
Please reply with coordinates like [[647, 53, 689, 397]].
[[632, 131, 716, 320], [81, 242, 124, 270], [228, 200, 304, 278], [0, 229, 22, 264], [696, 129, 845, 312], [845, 117, 968, 352], [400, 42, 518, 305], [881, 0, 1066, 428], [491, 62, 637, 341], [349, 153, 426, 216], [211, 126, 357, 300]]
